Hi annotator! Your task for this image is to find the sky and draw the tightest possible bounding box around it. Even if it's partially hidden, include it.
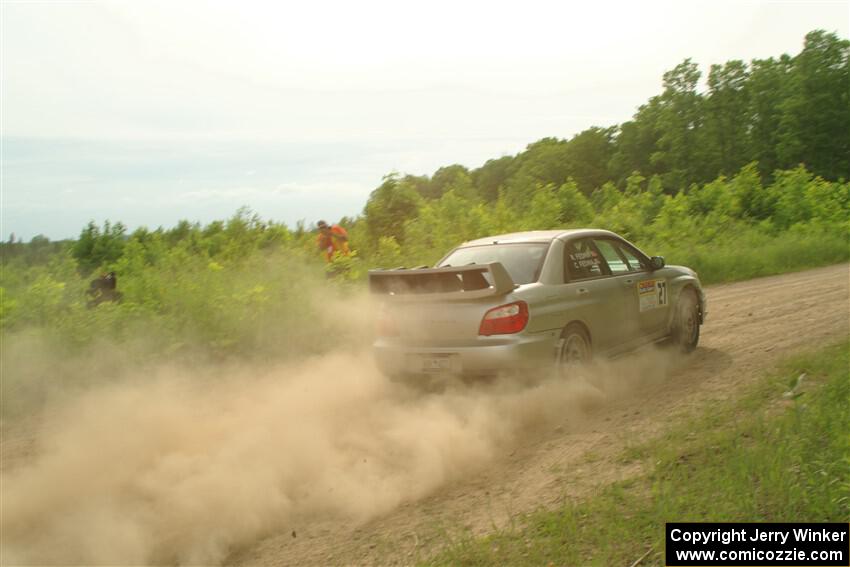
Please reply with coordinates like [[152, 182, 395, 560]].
[[2, 0, 848, 241]]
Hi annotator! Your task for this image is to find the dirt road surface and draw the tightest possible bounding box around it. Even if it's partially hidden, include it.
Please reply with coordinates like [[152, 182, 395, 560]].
[[233, 263, 849, 566]]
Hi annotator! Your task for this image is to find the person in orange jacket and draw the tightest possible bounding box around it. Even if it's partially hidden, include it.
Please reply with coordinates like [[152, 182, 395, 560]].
[[316, 220, 350, 262]]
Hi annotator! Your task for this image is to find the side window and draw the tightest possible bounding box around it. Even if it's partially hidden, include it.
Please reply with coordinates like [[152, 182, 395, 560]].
[[564, 238, 606, 281], [593, 239, 631, 274], [616, 241, 648, 271]]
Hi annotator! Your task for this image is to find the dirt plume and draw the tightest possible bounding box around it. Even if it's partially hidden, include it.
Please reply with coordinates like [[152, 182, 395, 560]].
[[1, 339, 680, 565], [1, 281, 688, 565]]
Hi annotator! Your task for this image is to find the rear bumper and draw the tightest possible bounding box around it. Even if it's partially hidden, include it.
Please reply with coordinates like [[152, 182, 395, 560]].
[[373, 331, 557, 377]]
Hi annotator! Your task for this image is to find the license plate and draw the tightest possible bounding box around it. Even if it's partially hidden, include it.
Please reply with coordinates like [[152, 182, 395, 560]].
[[416, 354, 455, 373]]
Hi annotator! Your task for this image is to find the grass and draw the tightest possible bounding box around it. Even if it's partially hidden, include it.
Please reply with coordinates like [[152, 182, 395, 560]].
[[424, 341, 850, 566], [659, 228, 849, 285]]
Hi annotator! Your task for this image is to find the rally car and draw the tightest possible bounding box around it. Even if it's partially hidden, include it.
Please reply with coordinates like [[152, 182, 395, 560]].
[[369, 229, 706, 379]]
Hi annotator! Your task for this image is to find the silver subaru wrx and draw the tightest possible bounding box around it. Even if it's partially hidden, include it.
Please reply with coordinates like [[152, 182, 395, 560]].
[[369, 229, 706, 379]]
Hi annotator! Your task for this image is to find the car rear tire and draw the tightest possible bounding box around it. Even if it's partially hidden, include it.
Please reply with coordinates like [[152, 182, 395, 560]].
[[672, 288, 700, 353], [557, 324, 592, 379]]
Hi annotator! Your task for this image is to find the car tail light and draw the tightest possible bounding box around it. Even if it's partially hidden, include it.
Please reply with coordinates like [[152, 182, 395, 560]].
[[479, 301, 529, 336]]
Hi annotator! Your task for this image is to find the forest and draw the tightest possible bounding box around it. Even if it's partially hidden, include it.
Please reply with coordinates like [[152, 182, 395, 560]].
[[1, 30, 848, 376]]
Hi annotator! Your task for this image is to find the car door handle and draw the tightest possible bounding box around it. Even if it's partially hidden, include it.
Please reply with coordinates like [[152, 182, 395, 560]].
[[577, 287, 590, 295], [622, 278, 634, 286]]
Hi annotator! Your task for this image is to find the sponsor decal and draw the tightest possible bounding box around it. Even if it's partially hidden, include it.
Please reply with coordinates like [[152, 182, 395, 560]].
[[638, 279, 668, 312]]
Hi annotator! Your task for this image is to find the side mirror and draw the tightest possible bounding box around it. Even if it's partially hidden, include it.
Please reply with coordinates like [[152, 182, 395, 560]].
[[650, 256, 665, 270]]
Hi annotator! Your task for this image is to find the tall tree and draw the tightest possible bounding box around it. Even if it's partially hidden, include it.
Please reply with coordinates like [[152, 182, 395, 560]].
[[654, 59, 705, 192], [430, 165, 478, 201], [502, 137, 572, 206], [472, 155, 516, 203], [71, 220, 127, 274], [608, 100, 664, 187], [565, 127, 615, 195], [400, 174, 433, 200], [778, 30, 850, 179], [748, 55, 794, 178], [704, 60, 751, 177], [363, 174, 424, 246]]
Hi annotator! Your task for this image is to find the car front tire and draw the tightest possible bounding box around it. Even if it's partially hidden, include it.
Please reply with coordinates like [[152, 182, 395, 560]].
[[672, 288, 700, 353]]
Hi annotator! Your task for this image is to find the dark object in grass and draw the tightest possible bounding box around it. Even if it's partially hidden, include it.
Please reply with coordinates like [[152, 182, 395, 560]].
[[87, 271, 122, 307]]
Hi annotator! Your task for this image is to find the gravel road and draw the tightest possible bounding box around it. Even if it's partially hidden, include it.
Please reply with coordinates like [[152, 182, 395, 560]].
[[234, 263, 849, 566]]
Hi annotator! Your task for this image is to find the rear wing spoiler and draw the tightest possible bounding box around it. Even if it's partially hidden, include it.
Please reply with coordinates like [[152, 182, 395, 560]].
[[368, 263, 516, 301]]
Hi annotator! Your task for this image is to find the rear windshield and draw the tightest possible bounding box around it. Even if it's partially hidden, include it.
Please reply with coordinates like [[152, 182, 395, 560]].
[[437, 243, 549, 285]]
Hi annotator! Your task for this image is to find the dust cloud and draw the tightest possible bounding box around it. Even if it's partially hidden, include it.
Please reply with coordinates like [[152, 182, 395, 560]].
[[1, 298, 681, 566]]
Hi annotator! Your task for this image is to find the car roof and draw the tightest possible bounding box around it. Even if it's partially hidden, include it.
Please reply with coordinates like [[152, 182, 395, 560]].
[[459, 228, 617, 247]]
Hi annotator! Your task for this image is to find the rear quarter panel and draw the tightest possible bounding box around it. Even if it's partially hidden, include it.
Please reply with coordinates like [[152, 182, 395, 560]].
[[520, 238, 597, 336]]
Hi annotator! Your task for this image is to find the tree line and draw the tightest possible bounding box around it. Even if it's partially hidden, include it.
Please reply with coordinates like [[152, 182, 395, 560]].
[[358, 30, 848, 251]]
